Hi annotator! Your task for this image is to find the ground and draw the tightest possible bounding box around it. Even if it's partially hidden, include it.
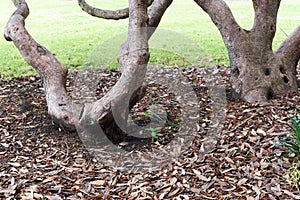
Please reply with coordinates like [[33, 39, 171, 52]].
[[0, 67, 300, 199]]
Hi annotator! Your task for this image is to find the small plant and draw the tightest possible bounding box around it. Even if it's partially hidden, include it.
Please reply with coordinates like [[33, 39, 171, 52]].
[[279, 110, 300, 157], [146, 127, 163, 144], [288, 161, 300, 189], [278, 110, 300, 188], [291, 110, 300, 143], [145, 110, 164, 122]]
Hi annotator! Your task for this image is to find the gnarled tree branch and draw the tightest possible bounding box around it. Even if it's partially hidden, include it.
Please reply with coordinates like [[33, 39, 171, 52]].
[[4, 0, 75, 131], [75, 0, 151, 140], [194, 0, 244, 49], [148, 0, 173, 28], [77, 0, 154, 20], [118, 0, 173, 71], [76, 0, 173, 138], [251, 0, 281, 47], [194, 0, 298, 102], [5, 0, 171, 136], [276, 26, 300, 67]]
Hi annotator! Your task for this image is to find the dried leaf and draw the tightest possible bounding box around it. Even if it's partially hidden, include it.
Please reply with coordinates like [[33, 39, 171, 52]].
[[283, 190, 300, 199], [90, 180, 105, 188], [192, 169, 210, 181], [168, 188, 181, 197], [42, 176, 56, 183], [0, 143, 9, 148], [8, 162, 21, 167], [237, 178, 248, 186]]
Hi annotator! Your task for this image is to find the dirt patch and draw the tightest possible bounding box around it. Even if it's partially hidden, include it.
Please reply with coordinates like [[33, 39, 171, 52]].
[[0, 67, 300, 199]]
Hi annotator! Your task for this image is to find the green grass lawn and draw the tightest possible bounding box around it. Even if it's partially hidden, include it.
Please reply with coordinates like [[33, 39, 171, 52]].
[[0, 0, 299, 79]]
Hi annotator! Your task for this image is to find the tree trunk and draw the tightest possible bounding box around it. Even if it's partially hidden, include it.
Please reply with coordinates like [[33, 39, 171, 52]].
[[4, 0, 173, 137], [4, 0, 75, 131], [194, 0, 300, 102], [228, 28, 299, 102]]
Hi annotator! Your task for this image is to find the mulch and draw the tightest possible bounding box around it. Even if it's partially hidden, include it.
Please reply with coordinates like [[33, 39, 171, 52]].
[[0, 67, 300, 200]]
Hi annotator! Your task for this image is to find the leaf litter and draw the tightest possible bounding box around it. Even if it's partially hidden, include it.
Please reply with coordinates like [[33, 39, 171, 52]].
[[0, 66, 300, 199]]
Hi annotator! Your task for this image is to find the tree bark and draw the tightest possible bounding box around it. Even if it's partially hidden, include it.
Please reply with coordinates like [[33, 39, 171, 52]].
[[4, 0, 75, 131], [80, 0, 173, 140], [77, 0, 154, 20], [194, 0, 299, 102], [79, 0, 150, 140], [118, 0, 173, 72], [5, 0, 172, 137]]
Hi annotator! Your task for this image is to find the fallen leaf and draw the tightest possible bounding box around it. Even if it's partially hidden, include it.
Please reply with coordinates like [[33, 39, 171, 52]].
[[90, 180, 105, 188]]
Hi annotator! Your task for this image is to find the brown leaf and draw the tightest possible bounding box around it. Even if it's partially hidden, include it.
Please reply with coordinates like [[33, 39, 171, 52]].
[[0, 143, 9, 148], [224, 157, 234, 164], [192, 169, 210, 182], [237, 178, 248, 186], [42, 176, 57, 183], [190, 187, 201, 194], [283, 190, 300, 199], [7, 162, 21, 167], [90, 180, 106, 188], [168, 188, 181, 197]]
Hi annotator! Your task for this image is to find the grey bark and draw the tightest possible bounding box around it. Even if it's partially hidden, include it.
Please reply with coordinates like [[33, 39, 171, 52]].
[[77, 0, 154, 20], [4, 0, 172, 135], [118, 0, 173, 71], [4, 0, 74, 131], [194, 0, 299, 102]]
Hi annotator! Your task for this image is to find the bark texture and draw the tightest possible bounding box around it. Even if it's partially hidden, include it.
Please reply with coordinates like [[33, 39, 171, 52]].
[[118, 0, 173, 72], [195, 0, 300, 102], [81, 0, 173, 139], [77, 0, 154, 20], [5, 0, 172, 136], [81, 0, 151, 140], [4, 0, 74, 131]]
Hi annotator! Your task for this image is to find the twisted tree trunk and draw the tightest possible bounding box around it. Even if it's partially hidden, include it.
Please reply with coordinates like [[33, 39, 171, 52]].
[[195, 0, 300, 102], [4, 0, 74, 131], [4, 0, 173, 136]]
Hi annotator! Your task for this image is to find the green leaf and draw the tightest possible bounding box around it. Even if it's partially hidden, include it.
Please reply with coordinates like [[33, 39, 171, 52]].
[[291, 118, 300, 134], [279, 140, 300, 150]]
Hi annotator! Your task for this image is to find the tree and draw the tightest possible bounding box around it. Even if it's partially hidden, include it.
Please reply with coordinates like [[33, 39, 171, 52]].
[[4, 0, 300, 134], [4, 0, 172, 136], [194, 0, 300, 102]]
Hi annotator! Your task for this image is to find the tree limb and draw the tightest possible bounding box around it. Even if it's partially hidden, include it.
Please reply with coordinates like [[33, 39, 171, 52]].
[[194, 0, 243, 46], [4, 0, 75, 131], [251, 0, 281, 45], [118, 0, 173, 71], [78, 0, 150, 135], [148, 0, 173, 28], [276, 26, 300, 67], [77, 0, 153, 20], [5, 0, 170, 136]]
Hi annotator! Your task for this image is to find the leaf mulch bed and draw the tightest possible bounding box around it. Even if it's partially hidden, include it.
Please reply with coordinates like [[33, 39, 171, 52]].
[[0, 67, 300, 199]]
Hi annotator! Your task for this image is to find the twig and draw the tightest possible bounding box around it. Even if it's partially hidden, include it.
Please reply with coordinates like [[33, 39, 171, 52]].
[[103, 174, 119, 199], [64, 141, 69, 160], [47, 149, 58, 159], [279, 27, 289, 37], [225, 114, 256, 133]]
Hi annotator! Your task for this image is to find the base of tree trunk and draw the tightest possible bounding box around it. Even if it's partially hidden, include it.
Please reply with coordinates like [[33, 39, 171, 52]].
[[230, 58, 298, 102]]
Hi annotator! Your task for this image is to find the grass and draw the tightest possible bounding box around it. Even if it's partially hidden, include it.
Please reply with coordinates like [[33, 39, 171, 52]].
[[288, 161, 300, 189], [278, 110, 300, 188], [0, 0, 299, 79], [279, 110, 300, 158]]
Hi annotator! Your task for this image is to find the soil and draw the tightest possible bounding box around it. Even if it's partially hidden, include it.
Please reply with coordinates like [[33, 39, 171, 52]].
[[0, 67, 300, 199]]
